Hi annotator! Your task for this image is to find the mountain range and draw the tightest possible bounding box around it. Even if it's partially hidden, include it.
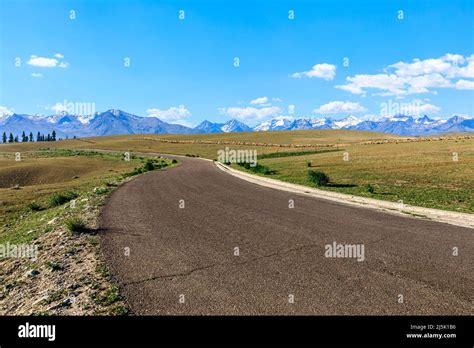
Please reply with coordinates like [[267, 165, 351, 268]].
[[1, 109, 473, 138]]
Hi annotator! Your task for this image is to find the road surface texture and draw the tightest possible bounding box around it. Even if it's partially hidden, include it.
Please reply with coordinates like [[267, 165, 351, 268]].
[[100, 156, 474, 315]]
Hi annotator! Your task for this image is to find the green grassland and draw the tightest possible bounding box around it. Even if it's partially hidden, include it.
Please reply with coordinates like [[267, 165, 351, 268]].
[[238, 139, 474, 213], [0, 148, 175, 315], [1, 129, 473, 214], [0, 149, 173, 244]]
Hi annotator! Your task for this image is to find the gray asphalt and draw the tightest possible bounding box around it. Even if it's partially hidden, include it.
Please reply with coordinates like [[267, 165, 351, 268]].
[[100, 156, 474, 315]]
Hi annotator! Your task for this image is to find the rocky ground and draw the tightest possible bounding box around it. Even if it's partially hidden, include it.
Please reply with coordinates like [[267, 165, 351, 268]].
[[0, 185, 128, 315]]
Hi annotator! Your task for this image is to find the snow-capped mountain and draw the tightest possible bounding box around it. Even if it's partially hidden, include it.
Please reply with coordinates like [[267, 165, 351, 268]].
[[220, 119, 252, 133], [253, 115, 474, 135], [253, 117, 294, 131], [194, 119, 252, 133], [333, 115, 363, 129], [0, 110, 473, 138]]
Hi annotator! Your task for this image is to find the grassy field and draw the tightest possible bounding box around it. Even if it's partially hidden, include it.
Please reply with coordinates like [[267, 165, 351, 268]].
[[0, 149, 174, 244], [239, 139, 474, 213], [0, 148, 175, 315], [0, 129, 473, 214]]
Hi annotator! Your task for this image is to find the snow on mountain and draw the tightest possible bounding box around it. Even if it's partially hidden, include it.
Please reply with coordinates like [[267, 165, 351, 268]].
[[332, 115, 363, 129], [0, 110, 473, 138], [220, 119, 252, 133], [253, 117, 294, 131]]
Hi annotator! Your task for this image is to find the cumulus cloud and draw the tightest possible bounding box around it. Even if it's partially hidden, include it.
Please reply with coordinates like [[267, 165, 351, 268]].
[[50, 102, 69, 114], [378, 99, 441, 118], [219, 106, 281, 120], [291, 63, 336, 80], [0, 106, 14, 118], [313, 101, 367, 114], [250, 96, 270, 105], [146, 105, 192, 126], [455, 79, 474, 90], [416, 102, 441, 115], [336, 53, 474, 96], [27, 54, 69, 68]]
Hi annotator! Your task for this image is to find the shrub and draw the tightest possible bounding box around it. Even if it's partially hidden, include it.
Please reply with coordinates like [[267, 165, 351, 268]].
[[65, 217, 86, 233], [27, 202, 43, 211], [307, 161, 312, 167], [171, 159, 178, 164], [144, 160, 155, 171], [308, 170, 330, 186], [48, 191, 78, 207], [237, 162, 273, 175], [366, 184, 375, 194]]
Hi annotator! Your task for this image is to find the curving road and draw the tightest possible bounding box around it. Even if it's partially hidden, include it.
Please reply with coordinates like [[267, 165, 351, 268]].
[[100, 156, 474, 315]]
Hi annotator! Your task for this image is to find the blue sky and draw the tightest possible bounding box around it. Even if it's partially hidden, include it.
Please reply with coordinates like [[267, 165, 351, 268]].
[[0, 0, 473, 126]]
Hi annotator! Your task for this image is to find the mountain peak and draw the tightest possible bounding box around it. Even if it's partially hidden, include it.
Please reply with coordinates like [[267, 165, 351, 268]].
[[221, 119, 251, 133], [1, 109, 473, 137]]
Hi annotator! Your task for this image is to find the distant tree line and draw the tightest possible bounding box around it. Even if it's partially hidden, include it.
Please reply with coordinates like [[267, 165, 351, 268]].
[[1, 130, 61, 143]]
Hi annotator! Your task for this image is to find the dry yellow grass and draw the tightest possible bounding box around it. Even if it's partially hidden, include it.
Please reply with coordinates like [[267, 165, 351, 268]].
[[1, 129, 472, 212]]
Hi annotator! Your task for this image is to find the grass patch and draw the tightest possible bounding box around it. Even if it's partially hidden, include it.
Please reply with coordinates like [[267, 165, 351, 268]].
[[236, 162, 274, 175], [48, 191, 78, 207], [91, 286, 121, 306], [42, 290, 66, 305], [27, 201, 43, 211], [65, 217, 86, 233], [308, 170, 330, 186], [121, 157, 170, 178], [45, 261, 63, 271], [257, 149, 340, 160]]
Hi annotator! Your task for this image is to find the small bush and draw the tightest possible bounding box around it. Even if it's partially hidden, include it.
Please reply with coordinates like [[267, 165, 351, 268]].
[[308, 170, 330, 186], [171, 159, 178, 164], [27, 202, 43, 211], [237, 162, 273, 175], [307, 161, 312, 167], [366, 184, 375, 194], [65, 217, 86, 233], [46, 261, 63, 271], [48, 191, 78, 207], [144, 160, 155, 171]]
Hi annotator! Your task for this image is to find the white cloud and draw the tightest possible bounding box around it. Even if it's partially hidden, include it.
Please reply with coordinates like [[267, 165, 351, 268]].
[[54, 53, 64, 59], [337, 74, 406, 96], [412, 100, 441, 115], [27, 54, 68, 68], [146, 105, 192, 126], [455, 79, 474, 90], [0, 106, 14, 118], [313, 101, 367, 114], [250, 96, 269, 105], [50, 102, 69, 114], [219, 106, 281, 120], [336, 53, 474, 96], [378, 99, 441, 118], [291, 63, 336, 80], [31, 73, 43, 78]]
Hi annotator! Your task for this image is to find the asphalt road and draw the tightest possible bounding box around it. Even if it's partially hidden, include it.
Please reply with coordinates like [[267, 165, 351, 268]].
[[100, 156, 474, 315]]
